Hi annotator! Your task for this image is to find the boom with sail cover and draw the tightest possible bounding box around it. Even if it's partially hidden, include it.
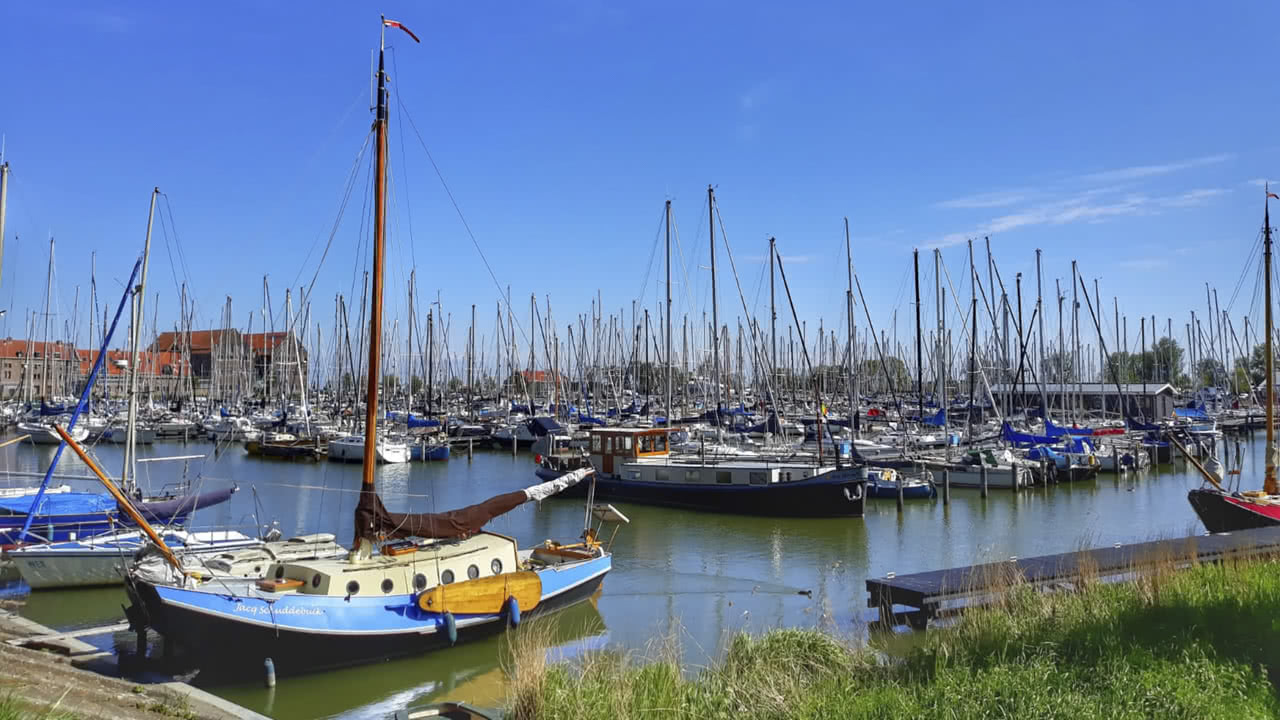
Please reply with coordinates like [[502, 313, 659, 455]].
[[355, 468, 592, 541]]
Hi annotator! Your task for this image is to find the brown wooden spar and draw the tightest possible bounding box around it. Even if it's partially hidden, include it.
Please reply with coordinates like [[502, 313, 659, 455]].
[[53, 423, 184, 575], [353, 17, 419, 553]]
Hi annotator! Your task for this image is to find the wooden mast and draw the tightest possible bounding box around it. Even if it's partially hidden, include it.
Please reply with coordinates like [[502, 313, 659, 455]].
[[360, 23, 391, 482], [1265, 188, 1277, 494]]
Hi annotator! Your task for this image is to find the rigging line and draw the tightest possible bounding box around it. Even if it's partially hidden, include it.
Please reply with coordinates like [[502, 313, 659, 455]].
[[155, 199, 186, 319], [291, 131, 373, 335], [634, 205, 667, 309], [389, 49, 419, 274], [395, 93, 532, 347]]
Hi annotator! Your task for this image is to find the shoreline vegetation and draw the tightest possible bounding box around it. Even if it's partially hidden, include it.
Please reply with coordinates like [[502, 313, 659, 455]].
[[505, 555, 1280, 719]]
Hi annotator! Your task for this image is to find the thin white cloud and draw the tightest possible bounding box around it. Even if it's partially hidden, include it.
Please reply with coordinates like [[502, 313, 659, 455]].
[[1159, 188, 1229, 208], [935, 190, 1030, 210], [1075, 153, 1233, 184], [928, 186, 1224, 249]]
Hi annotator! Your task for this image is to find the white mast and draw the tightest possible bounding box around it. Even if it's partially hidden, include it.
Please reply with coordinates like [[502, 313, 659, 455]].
[[123, 188, 158, 495]]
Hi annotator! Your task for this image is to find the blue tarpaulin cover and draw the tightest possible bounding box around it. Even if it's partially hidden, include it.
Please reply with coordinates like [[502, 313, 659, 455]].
[[0, 492, 116, 517]]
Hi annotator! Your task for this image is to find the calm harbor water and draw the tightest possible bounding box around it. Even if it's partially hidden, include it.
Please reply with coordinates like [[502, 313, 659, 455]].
[[1, 431, 1250, 719]]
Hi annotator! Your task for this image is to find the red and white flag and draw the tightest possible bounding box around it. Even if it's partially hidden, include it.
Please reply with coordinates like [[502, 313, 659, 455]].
[[383, 19, 420, 43]]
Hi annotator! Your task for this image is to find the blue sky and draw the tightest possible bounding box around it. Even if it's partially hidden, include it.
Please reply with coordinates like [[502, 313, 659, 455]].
[[1, 1, 1277, 373]]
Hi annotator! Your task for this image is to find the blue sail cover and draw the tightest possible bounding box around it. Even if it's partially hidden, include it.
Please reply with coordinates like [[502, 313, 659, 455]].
[[39, 401, 68, 417], [1061, 436, 1095, 454], [0, 492, 117, 517], [576, 414, 606, 426], [1173, 407, 1209, 419], [923, 409, 946, 427], [1002, 422, 1056, 446], [406, 414, 441, 428]]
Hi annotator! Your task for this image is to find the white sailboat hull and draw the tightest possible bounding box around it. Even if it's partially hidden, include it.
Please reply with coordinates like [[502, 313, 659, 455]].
[[10, 530, 259, 589]]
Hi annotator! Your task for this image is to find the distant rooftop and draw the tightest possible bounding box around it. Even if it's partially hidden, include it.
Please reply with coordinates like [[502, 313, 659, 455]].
[[990, 382, 1175, 396]]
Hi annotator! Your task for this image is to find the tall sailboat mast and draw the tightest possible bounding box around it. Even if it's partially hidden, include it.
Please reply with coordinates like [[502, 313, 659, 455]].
[[360, 23, 394, 487], [664, 200, 672, 423], [708, 185, 719, 422], [1265, 190, 1277, 495], [844, 218, 855, 438], [353, 18, 419, 558], [123, 188, 158, 495]]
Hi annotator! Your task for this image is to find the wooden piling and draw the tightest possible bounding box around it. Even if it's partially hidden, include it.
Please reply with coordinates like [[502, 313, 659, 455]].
[[981, 464, 988, 498], [468, 438, 474, 461], [1112, 446, 1120, 474], [942, 469, 950, 504], [896, 470, 904, 512], [1011, 464, 1018, 492], [512, 434, 517, 457]]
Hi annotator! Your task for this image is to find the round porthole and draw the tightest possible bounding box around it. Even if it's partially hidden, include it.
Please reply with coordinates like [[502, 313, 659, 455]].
[[274, 566, 285, 579], [346, 580, 360, 596], [491, 558, 503, 575], [381, 578, 394, 594], [441, 569, 455, 584], [413, 573, 428, 591], [253, 566, 262, 574], [467, 564, 480, 580], [311, 574, 322, 588]]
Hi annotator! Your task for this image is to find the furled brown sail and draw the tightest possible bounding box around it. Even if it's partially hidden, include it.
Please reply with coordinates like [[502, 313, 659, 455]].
[[353, 467, 592, 545]]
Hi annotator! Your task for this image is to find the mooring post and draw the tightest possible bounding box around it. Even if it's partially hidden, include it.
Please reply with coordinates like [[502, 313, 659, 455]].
[[981, 464, 988, 498], [1011, 464, 1018, 492], [468, 437, 474, 461], [896, 470, 904, 512], [512, 434, 517, 457], [1112, 445, 1120, 474], [942, 469, 950, 504]]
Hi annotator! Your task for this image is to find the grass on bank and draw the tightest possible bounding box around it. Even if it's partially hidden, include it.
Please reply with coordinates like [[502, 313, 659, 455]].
[[505, 556, 1280, 719], [0, 694, 79, 720]]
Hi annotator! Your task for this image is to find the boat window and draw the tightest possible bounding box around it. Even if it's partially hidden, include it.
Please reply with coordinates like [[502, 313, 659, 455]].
[[749, 471, 768, 485], [467, 564, 480, 580], [785, 472, 792, 482], [491, 558, 503, 574], [346, 580, 360, 596], [441, 569, 455, 584], [655, 434, 667, 452], [274, 566, 285, 579], [656, 469, 670, 483], [716, 471, 732, 484], [604, 437, 613, 453], [640, 435, 653, 453], [312, 574, 322, 588], [627, 470, 641, 480], [413, 573, 428, 591], [381, 578, 394, 594], [684, 470, 701, 483], [591, 435, 602, 452], [621, 436, 633, 452]]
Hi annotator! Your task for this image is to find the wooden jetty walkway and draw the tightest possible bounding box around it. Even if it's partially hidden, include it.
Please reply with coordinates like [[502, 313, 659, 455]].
[[866, 525, 1280, 628]]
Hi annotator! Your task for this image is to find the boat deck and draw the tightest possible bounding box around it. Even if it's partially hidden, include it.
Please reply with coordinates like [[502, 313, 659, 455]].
[[866, 525, 1280, 628]]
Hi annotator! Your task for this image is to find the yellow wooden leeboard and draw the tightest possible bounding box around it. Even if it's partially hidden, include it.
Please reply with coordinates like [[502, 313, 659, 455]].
[[417, 571, 542, 615]]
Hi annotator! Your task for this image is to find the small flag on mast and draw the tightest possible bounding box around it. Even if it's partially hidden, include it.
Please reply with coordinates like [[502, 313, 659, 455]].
[[383, 19, 420, 43]]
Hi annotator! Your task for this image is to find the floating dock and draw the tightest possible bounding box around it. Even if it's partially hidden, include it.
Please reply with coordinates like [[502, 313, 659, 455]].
[[866, 525, 1280, 628]]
